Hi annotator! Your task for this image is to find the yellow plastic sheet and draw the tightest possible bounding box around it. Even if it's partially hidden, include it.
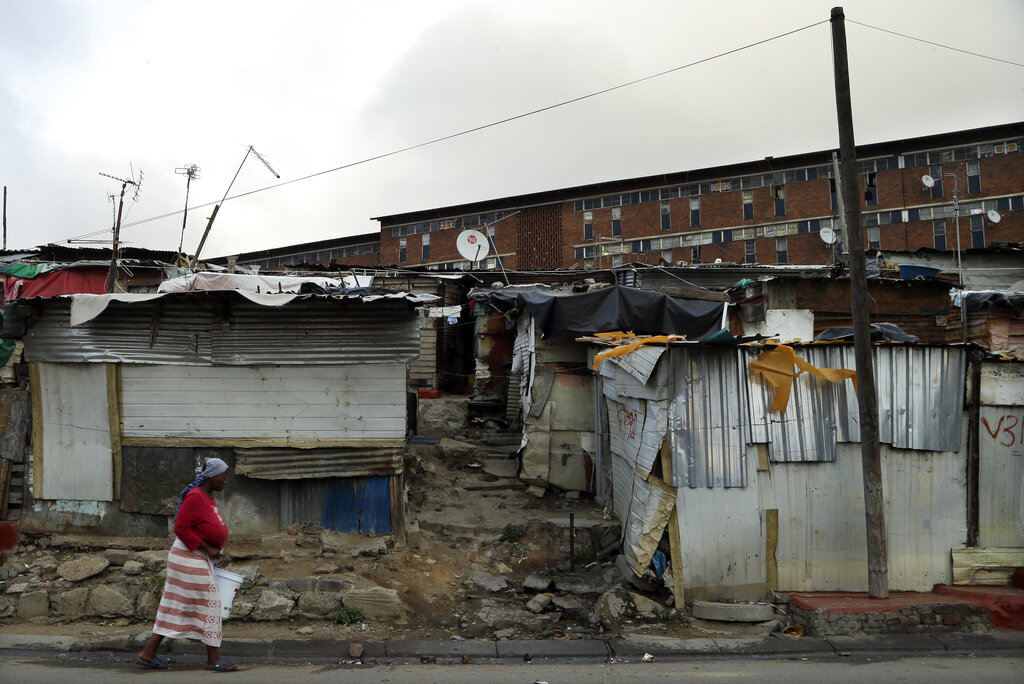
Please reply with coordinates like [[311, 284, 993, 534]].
[[591, 332, 686, 370], [749, 344, 857, 413]]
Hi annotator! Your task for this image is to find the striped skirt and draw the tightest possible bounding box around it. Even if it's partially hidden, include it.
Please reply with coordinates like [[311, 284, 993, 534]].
[[152, 538, 222, 647]]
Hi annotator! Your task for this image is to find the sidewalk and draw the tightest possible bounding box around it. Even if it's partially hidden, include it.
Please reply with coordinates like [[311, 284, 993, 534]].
[[2, 630, 1022, 664]]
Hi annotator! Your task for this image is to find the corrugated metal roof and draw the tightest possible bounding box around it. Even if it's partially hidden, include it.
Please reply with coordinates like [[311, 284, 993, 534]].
[[23, 296, 420, 365], [234, 447, 402, 480], [669, 347, 750, 488]]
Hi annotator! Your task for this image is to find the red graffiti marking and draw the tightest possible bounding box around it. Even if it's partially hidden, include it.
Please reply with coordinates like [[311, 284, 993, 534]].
[[982, 414, 1022, 448], [617, 405, 638, 440]]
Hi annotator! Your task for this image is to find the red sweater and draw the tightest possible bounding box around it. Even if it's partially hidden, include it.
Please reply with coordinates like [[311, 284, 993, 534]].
[[174, 488, 229, 552]]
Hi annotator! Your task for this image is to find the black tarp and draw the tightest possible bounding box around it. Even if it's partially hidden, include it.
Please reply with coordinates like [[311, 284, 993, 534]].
[[962, 291, 1024, 316], [814, 322, 918, 343], [470, 285, 725, 339]]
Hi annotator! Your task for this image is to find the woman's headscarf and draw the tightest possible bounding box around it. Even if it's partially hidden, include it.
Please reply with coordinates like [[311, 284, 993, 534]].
[[175, 457, 229, 518]]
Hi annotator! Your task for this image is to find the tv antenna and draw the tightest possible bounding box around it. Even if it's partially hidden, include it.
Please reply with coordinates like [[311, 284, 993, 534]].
[[174, 164, 201, 253], [98, 167, 143, 293], [191, 145, 280, 268]]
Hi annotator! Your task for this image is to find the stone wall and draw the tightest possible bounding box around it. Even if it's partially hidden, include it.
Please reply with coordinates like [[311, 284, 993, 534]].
[[788, 602, 993, 637]]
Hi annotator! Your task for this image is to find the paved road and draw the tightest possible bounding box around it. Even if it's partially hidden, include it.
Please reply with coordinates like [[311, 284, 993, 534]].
[[3, 654, 1024, 683]]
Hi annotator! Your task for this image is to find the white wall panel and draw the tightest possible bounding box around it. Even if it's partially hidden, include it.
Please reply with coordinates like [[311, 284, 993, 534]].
[[39, 363, 113, 501], [978, 405, 1024, 546], [122, 364, 405, 440]]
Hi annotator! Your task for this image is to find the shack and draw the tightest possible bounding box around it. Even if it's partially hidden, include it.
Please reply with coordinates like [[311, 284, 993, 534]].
[[5, 283, 434, 541]]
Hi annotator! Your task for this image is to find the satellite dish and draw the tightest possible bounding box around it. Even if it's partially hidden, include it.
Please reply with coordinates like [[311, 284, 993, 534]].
[[921, 174, 935, 188], [456, 229, 490, 263], [820, 226, 837, 245], [987, 210, 1002, 224]]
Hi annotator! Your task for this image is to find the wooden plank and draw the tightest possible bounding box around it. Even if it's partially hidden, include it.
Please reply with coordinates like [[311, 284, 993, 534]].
[[952, 547, 1024, 584], [121, 437, 405, 448], [0, 458, 11, 519], [757, 443, 770, 472], [656, 285, 730, 302], [765, 508, 779, 589], [660, 435, 685, 609], [107, 364, 123, 502], [0, 391, 29, 464], [390, 473, 407, 548], [29, 363, 42, 499]]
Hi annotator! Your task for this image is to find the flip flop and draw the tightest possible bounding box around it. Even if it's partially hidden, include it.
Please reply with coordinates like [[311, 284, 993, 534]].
[[205, 662, 239, 672], [134, 656, 170, 669]]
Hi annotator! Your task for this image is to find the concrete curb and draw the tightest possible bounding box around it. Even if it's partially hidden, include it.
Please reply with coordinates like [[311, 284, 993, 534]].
[[2, 631, 1022, 661]]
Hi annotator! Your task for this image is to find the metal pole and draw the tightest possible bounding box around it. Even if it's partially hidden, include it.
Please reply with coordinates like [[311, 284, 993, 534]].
[[107, 183, 127, 293], [191, 146, 253, 268], [831, 6, 888, 598], [2, 186, 7, 251]]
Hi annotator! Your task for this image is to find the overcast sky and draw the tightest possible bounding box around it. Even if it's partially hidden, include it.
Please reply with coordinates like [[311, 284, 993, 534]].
[[1, 0, 1021, 259]]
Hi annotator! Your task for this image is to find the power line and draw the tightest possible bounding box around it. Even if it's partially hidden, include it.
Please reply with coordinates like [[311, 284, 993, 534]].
[[61, 19, 829, 245], [847, 19, 1024, 69]]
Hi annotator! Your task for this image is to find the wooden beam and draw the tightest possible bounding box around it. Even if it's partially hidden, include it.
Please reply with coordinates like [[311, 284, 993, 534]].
[[121, 437, 406, 449], [29, 362, 42, 499], [766, 508, 779, 590], [660, 435, 685, 609], [390, 473, 407, 548], [656, 285, 730, 302], [106, 364, 123, 501]]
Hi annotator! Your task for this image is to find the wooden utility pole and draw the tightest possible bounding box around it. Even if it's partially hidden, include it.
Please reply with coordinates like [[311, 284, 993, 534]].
[[830, 6, 889, 598], [107, 182, 128, 293], [3, 186, 7, 250]]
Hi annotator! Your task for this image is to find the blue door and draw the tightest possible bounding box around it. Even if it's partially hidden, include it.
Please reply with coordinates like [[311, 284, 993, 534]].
[[319, 476, 392, 535]]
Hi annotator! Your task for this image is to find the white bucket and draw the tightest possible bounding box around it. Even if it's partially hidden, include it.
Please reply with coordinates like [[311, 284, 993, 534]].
[[214, 567, 245, 619]]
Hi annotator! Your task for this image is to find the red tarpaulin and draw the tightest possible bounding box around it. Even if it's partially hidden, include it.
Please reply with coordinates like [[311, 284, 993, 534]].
[[6, 268, 109, 300]]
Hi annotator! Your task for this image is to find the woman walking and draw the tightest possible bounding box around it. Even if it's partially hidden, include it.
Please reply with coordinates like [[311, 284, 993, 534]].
[[135, 457, 239, 672]]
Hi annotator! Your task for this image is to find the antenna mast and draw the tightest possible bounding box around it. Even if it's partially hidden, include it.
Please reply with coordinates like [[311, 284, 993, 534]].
[[99, 168, 142, 293], [174, 164, 201, 254]]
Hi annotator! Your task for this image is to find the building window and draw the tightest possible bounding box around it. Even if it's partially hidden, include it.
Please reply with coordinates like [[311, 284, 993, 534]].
[[691, 246, 701, 264], [967, 160, 981, 195], [933, 220, 946, 250], [776, 237, 788, 264], [930, 165, 944, 199], [971, 214, 985, 248], [745, 239, 756, 264], [612, 255, 623, 267], [584, 211, 594, 240], [829, 178, 838, 212], [742, 190, 754, 220], [867, 226, 881, 249], [865, 172, 878, 206], [660, 201, 671, 231], [773, 185, 786, 216], [662, 249, 673, 264], [612, 207, 622, 237], [398, 238, 407, 263], [421, 234, 430, 261], [690, 197, 700, 227]]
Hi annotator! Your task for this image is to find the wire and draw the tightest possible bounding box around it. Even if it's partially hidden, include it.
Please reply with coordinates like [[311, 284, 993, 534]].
[[847, 19, 1024, 69], [60, 19, 829, 245]]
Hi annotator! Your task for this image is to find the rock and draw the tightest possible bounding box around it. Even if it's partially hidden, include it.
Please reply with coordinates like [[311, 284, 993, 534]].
[[287, 577, 318, 593], [122, 561, 144, 576], [225, 565, 262, 589], [691, 600, 775, 623], [523, 573, 553, 592], [132, 550, 168, 571], [631, 592, 666, 618], [525, 594, 552, 614], [296, 592, 342, 617], [319, 530, 387, 557], [5, 582, 30, 594], [135, 590, 159, 619], [52, 587, 90, 619], [314, 563, 339, 574], [551, 595, 583, 612], [342, 587, 404, 619], [229, 598, 254, 619], [0, 596, 14, 618], [472, 573, 509, 592], [252, 590, 294, 621], [417, 397, 468, 437], [554, 570, 615, 595], [318, 579, 347, 593], [267, 578, 290, 593], [296, 626, 314, 636], [104, 549, 132, 566], [88, 585, 134, 617], [591, 586, 635, 630], [112, 617, 131, 627], [259, 533, 297, 554], [494, 627, 515, 639], [57, 557, 110, 582], [32, 556, 58, 572], [348, 643, 363, 658], [17, 590, 49, 619]]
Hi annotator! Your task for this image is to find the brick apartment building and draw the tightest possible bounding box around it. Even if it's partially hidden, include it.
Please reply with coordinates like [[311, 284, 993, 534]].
[[222, 232, 382, 270], [374, 121, 1023, 271]]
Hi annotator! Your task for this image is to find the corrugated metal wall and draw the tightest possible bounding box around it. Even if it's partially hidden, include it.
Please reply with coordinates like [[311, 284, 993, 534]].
[[758, 443, 967, 592], [121, 364, 406, 441], [977, 361, 1024, 546], [37, 363, 113, 501], [281, 476, 392, 535], [25, 297, 420, 365]]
